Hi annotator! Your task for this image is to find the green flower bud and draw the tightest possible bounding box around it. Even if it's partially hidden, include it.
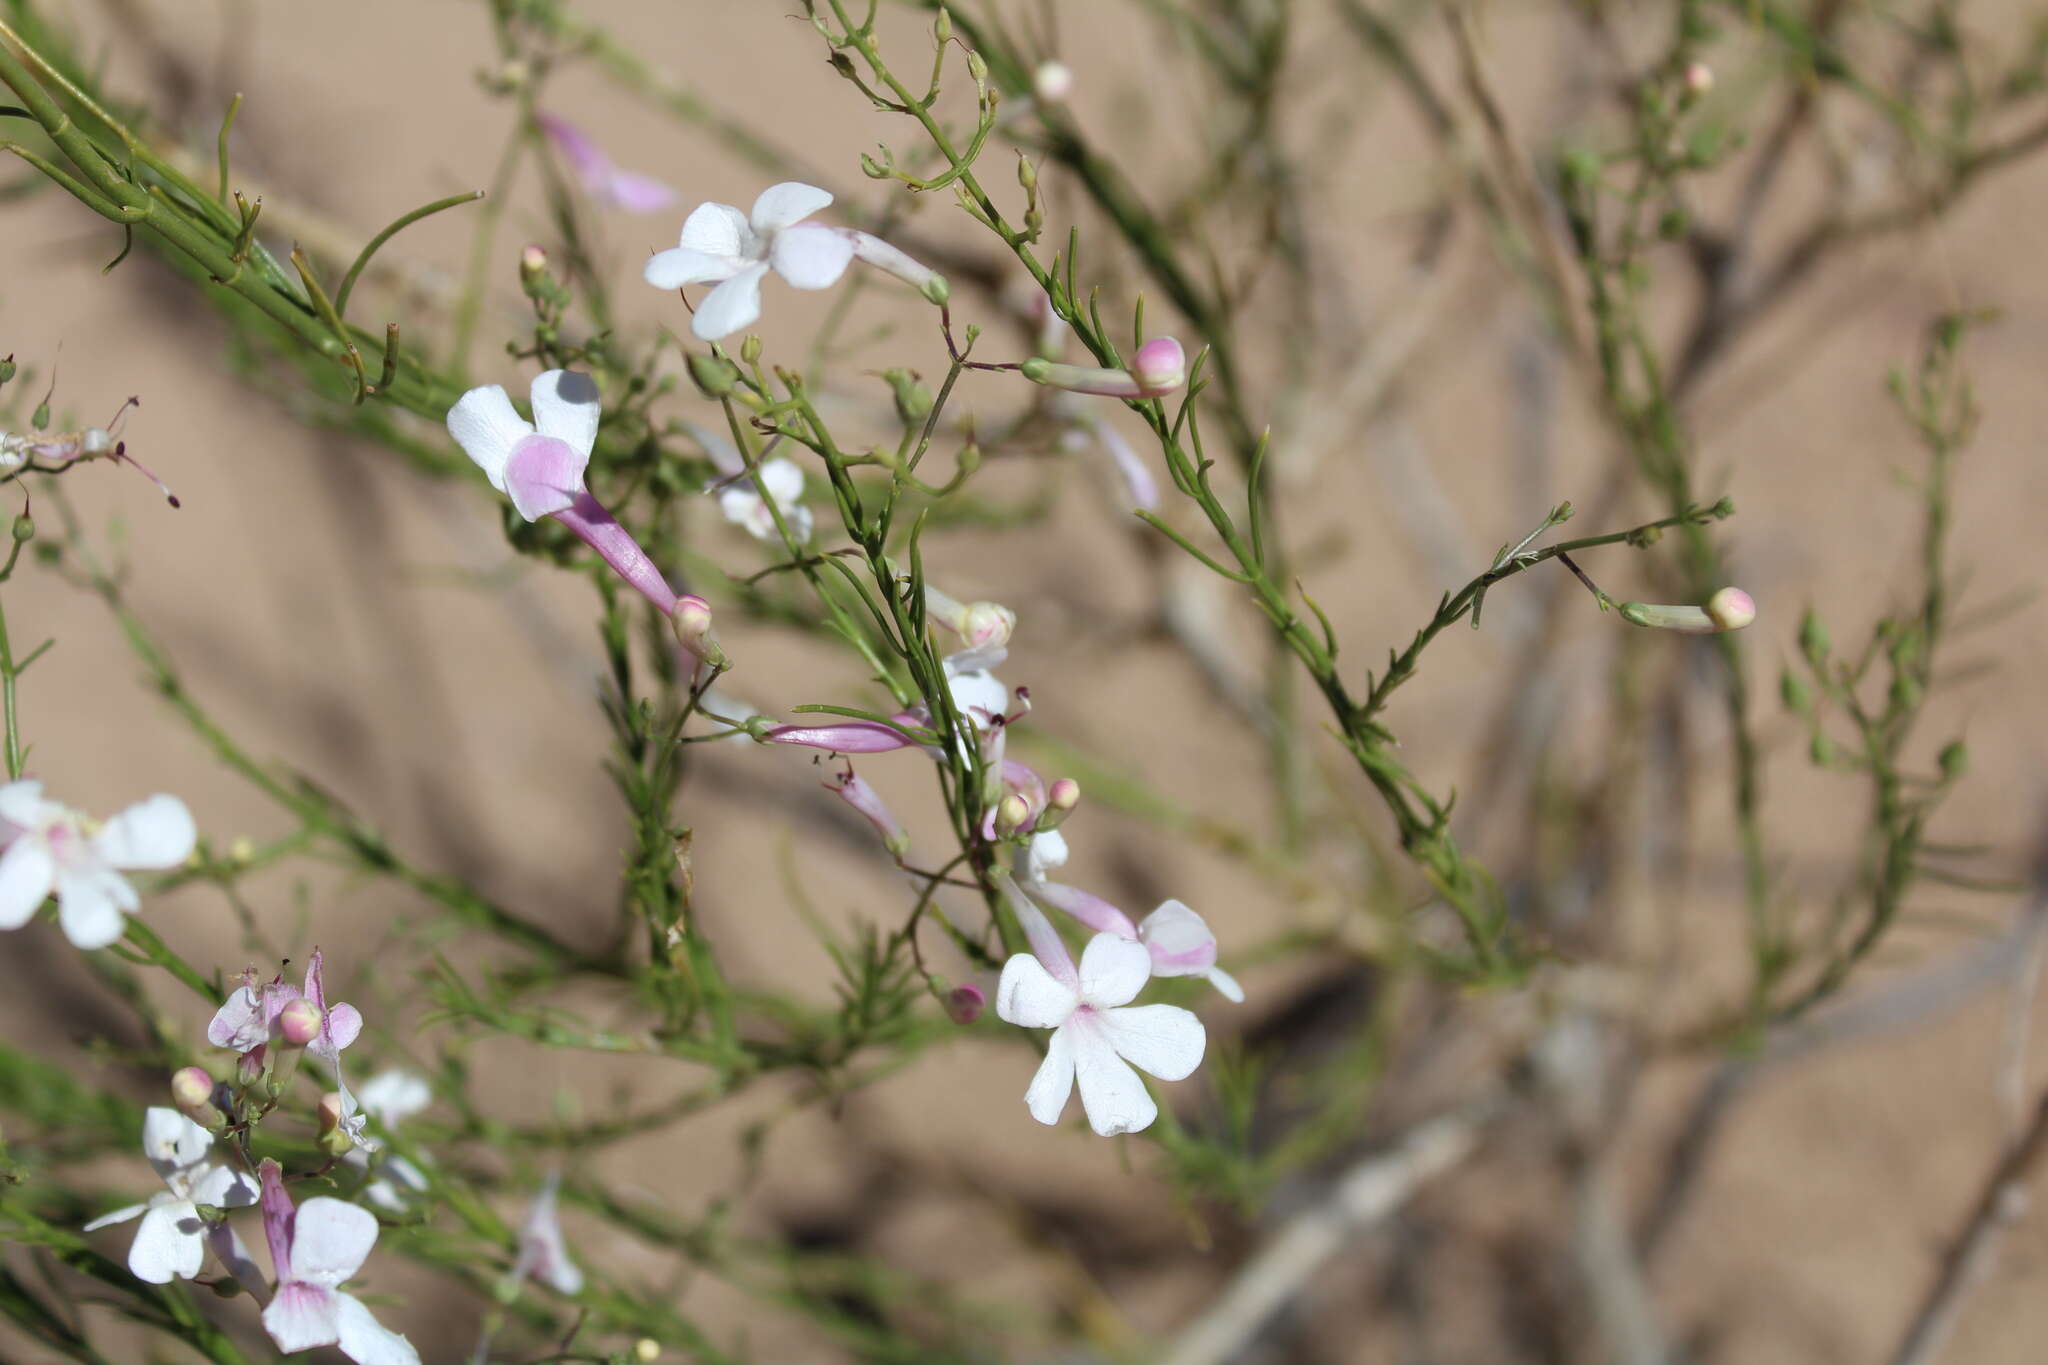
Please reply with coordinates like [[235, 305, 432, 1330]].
[[1798, 608, 1829, 664], [1779, 669, 1812, 714], [1938, 740, 1967, 780], [0, 355, 14, 387], [10, 516, 32, 544], [1809, 732, 1834, 766], [883, 368, 933, 427], [688, 352, 740, 399], [30, 399, 49, 432], [740, 335, 763, 366]]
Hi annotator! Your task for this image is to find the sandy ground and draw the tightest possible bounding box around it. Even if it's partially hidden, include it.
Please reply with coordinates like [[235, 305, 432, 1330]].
[[4, 1, 2048, 1362]]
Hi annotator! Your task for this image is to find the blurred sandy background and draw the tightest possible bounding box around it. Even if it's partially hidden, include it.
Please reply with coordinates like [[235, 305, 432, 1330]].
[[5, 0, 2048, 1361]]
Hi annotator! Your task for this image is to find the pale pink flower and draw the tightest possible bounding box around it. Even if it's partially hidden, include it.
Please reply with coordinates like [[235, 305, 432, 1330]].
[[84, 1108, 257, 1283], [994, 876, 1205, 1136], [824, 767, 910, 857], [446, 370, 679, 615], [536, 112, 678, 214], [258, 1161, 419, 1365], [0, 782, 194, 949], [511, 1173, 583, 1296], [1021, 836, 1243, 1001]]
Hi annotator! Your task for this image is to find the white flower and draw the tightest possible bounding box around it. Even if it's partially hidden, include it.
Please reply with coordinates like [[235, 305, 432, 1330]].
[[510, 1173, 583, 1295], [716, 456, 812, 544], [644, 182, 855, 341], [445, 370, 602, 523], [346, 1070, 434, 1215], [0, 781, 195, 949], [84, 1108, 258, 1283], [997, 932, 1206, 1136], [259, 1163, 419, 1365]]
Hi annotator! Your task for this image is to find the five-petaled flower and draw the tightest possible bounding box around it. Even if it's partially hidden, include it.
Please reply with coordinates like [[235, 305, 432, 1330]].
[[258, 1161, 420, 1365], [645, 182, 946, 341], [447, 370, 679, 615], [84, 1108, 258, 1284], [0, 781, 195, 949], [995, 881, 1205, 1136]]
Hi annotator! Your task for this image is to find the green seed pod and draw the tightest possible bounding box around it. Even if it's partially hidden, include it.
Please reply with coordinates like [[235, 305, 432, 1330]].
[[688, 352, 740, 399], [739, 335, 763, 366], [1809, 732, 1834, 766], [0, 355, 15, 387], [11, 516, 33, 544], [1798, 608, 1829, 664], [1779, 669, 1811, 715], [30, 399, 50, 432], [883, 368, 933, 427], [1938, 740, 1967, 780]]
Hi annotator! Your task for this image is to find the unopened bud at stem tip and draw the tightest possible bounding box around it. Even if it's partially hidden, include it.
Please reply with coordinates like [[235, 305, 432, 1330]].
[[277, 998, 323, 1048], [170, 1065, 214, 1116]]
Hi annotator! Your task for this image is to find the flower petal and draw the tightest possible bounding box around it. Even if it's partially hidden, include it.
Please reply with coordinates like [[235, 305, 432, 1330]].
[[602, 170, 679, 215], [0, 778, 47, 830], [677, 200, 752, 258], [1024, 831, 1068, 877], [128, 1200, 204, 1283], [529, 370, 603, 457], [0, 834, 54, 929], [323, 1002, 364, 1054], [756, 456, 806, 507], [446, 385, 532, 492], [1070, 1019, 1158, 1136], [143, 1106, 212, 1175], [55, 866, 135, 950], [94, 795, 195, 870], [335, 1291, 422, 1365], [750, 181, 832, 232], [82, 1201, 149, 1232], [1205, 966, 1245, 1003], [946, 669, 1009, 724], [357, 1070, 432, 1125], [287, 1197, 378, 1287], [504, 434, 589, 522], [1095, 1003, 1206, 1081], [190, 1164, 260, 1210], [1136, 899, 1219, 974], [1023, 1024, 1076, 1126], [996, 952, 1079, 1030], [264, 1281, 341, 1353], [769, 223, 853, 291], [644, 246, 742, 290], [691, 262, 768, 341], [1076, 933, 1153, 1009], [207, 984, 266, 1051]]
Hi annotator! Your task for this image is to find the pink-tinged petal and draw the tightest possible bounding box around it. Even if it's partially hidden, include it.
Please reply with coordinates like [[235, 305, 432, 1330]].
[[258, 1160, 295, 1279], [1023, 1024, 1077, 1126], [1069, 1018, 1158, 1136], [128, 1200, 204, 1283], [0, 835, 54, 929], [504, 434, 589, 521], [323, 1002, 364, 1054], [55, 866, 135, 950], [1096, 1002, 1205, 1081], [763, 721, 918, 753], [207, 985, 267, 1051], [1136, 899, 1219, 974], [288, 1197, 377, 1286], [996, 952, 1080, 1029], [0, 778, 47, 829], [264, 1281, 341, 1353], [550, 491, 680, 616], [1205, 966, 1245, 1003], [190, 1164, 260, 1209], [749, 181, 832, 232], [94, 795, 195, 870], [770, 223, 854, 290], [446, 385, 532, 492], [516, 1174, 583, 1295], [535, 113, 608, 181], [677, 200, 752, 258], [601, 170, 679, 215], [82, 1201, 149, 1232], [1076, 933, 1153, 1008], [142, 1106, 211, 1175], [643, 246, 742, 290], [334, 1291, 422, 1365], [529, 370, 603, 457], [998, 872, 1079, 987], [691, 262, 769, 341]]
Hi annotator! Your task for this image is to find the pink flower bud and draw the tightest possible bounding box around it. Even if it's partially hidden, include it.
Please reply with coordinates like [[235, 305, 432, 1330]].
[[170, 1065, 215, 1116], [946, 983, 986, 1025], [1683, 61, 1714, 96], [672, 594, 729, 669], [1132, 337, 1186, 395], [1706, 586, 1756, 631], [1047, 777, 1080, 813], [994, 792, 1033, 836], [317, 1091, 344, 1134], [960, 600, 1015, 650], [277, 998, 323, 1048], [520, 244, 549, 279]]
